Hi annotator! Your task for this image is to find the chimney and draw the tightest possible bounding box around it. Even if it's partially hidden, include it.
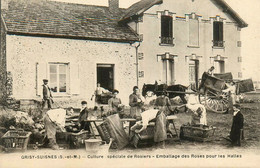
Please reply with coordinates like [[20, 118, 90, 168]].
[[1, 0, 9, 10], [109, 0, 119, 13]]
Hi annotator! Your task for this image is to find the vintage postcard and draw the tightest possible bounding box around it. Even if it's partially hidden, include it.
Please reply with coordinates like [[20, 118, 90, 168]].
[[0, 0, 259, 167]]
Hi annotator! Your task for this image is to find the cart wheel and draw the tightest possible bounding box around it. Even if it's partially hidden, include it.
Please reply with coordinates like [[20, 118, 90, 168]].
[[199, 90, 230, 114]]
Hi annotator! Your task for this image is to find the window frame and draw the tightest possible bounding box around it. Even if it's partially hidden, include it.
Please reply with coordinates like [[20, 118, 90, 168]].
[[213, 21, 224, 48], [48, 62, 69, 95], [160, 15, 174, 45]]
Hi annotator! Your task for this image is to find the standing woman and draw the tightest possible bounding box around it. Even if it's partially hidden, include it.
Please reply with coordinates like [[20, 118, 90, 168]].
[[108, 89, 122, 115], [129, 86, 143, 120], [153, 91, 173, 149]]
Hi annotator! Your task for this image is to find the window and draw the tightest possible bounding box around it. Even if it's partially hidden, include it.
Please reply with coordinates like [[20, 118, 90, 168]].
[[49, 63, 68, 93], [213, 21, 224, 47], [161, 15, 173, 44], [189, 19, 199, 46], [162, 60, 174, 85], [238, 57, 242, 62], [238, 72, 242, 78], [237, 41, 242, 47]]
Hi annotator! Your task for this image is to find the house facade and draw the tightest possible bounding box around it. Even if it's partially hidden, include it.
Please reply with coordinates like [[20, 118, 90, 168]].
[[0, 0, 139, 109], [0, 0, 247, 111], [120, 0, 247, 89]]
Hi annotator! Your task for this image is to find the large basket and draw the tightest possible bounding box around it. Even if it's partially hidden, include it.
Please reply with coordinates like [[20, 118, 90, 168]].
[[56, 131, 91, 149], [180, 125, 216, 142], [132, 125, 155, 148], [1, 130, 31, 152], [96, 122, 118, 149]]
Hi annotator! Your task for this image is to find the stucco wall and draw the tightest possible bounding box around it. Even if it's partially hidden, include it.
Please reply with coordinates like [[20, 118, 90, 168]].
[[134, 0, 243, 86], [6, 35, 137, 108], [0, 18, 7, 103]]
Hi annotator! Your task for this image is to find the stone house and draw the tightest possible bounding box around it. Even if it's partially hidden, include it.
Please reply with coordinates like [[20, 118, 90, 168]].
[[0, 0, 139, 110], [119, 0, 248, 89], [0, 0, 247, 111]]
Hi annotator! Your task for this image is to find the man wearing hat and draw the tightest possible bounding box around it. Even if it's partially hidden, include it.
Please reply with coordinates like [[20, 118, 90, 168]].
[[108, 89, 123, 115], [42, 79, 53, 109]]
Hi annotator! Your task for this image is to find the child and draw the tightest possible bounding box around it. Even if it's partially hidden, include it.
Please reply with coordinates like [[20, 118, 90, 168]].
[[229, 104, 244, 146], [78, 101, 90, 132]]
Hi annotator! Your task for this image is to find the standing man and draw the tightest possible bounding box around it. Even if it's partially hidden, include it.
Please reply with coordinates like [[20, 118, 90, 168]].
[[42, 79, 53, 109], [198, 66, 215, 91], [223, 81, 237, 113], [91, 83, 108, 111], [207, 66, 215, 76], [129, 86, 143, 120]]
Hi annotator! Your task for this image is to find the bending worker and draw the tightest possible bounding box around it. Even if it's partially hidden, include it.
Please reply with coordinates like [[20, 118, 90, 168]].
[[43, 108, 73, 150]]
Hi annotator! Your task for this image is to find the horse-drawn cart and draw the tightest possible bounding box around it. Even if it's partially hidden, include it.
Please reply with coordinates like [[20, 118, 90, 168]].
[[198, 72, 254, 113], [142, 72, 254, 114]]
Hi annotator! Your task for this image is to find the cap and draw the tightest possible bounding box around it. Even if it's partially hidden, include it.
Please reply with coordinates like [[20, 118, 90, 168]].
[[43, 79, 48, 82], [81, 101, 87, 105], [113, 89, 119, 94], [133, 86, 138, 91]]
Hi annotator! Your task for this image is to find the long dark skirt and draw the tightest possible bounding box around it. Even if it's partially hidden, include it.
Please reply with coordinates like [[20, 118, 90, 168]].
[[154, 111, 167, 142]]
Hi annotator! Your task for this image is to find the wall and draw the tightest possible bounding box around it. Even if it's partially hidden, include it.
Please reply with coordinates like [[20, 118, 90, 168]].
[[0, 17, 7, 103], [133, 0, 243, 86], [6, 35, 137, 108]]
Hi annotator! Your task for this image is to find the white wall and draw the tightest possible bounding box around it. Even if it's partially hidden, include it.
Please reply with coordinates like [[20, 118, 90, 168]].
[[6, 35, 137, 107]]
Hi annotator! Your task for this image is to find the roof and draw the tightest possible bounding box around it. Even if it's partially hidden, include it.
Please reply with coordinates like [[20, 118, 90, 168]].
[[119, 0, 248, 28], [119, 0, 163, 24], [1, 0, 139, 42], [212, 0, 248, 28]]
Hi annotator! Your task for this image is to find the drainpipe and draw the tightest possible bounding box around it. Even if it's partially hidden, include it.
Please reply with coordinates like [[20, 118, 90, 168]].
[[135, 42, 140, 87]]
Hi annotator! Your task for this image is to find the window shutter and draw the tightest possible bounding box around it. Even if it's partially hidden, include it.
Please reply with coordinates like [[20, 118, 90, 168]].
[[70, 63, 80, 95], [36, 62, 47, 97], [189, 19, 199, 46]]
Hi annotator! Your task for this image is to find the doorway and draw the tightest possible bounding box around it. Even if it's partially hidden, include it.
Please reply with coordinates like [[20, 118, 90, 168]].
[[97, 64, 114, 91], [189, 60, 199, 90]]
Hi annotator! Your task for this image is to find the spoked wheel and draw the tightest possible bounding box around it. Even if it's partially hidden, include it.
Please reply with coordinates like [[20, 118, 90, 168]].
[[199, 89, 230, 113]]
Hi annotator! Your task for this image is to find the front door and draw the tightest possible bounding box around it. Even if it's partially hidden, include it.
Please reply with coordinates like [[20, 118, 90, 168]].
[[189, 60, 199, 90], [97, 64, 114, 91]]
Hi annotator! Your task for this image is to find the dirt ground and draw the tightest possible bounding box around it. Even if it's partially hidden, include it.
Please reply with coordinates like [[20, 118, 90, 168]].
[[0, 101, 260, 168], [0, 97, 259, 153]]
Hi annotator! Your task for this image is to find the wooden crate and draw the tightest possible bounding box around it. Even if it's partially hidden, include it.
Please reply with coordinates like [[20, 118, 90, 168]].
[[1, 130, 31, 152], [180, 125, 216, 142]]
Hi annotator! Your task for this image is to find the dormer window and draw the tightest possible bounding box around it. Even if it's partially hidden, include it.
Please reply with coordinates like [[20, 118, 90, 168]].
[[161, 15, 173, 44], [213, 21, 224, 47]]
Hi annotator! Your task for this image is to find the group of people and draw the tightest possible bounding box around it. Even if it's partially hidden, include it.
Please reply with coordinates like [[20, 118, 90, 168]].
[[41, 66, 244, 150], [200, 66, 244, 146]]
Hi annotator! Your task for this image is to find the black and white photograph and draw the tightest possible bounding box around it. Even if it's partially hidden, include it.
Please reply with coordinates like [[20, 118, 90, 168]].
[[0, 0, 259, 167]]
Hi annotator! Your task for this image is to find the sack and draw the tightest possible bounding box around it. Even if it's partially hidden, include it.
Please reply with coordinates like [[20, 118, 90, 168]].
[[236, 79, 255, 94]]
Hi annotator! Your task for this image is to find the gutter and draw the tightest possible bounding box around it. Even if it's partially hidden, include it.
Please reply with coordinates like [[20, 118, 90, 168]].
[[6, 31, 140, 44]]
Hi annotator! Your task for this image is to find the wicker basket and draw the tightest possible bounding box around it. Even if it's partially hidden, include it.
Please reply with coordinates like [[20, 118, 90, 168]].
[[1, 130, 31, 152], [132, 125, 155, 148], [180, 125, 216, 142], [56, 131, 91, 149]]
